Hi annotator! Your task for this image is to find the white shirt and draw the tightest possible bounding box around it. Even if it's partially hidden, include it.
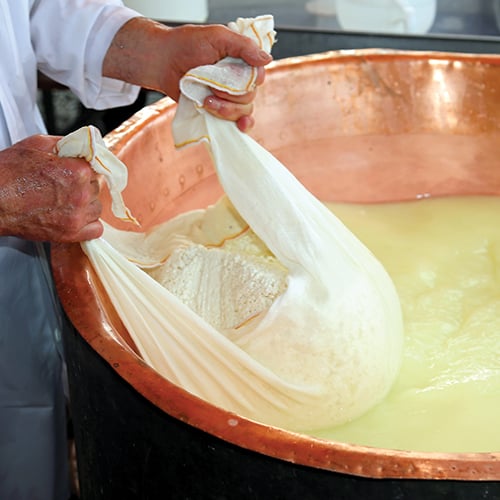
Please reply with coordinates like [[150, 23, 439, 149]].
[[0, 0, 140, 147]]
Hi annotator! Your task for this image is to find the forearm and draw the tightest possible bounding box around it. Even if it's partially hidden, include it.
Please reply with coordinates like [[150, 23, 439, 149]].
[[102, 17, 171, 93]]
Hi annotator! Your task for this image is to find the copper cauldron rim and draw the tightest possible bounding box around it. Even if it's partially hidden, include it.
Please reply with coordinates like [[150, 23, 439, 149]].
[[52, 49, 500, 482]]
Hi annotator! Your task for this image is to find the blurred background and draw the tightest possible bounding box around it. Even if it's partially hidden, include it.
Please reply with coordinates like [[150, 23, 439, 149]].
[[39, 0, 500, 136], [208, 0, 500, 36]]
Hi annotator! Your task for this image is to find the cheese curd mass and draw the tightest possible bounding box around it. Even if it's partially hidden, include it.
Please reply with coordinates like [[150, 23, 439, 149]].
[[99, 187, 403, 431]]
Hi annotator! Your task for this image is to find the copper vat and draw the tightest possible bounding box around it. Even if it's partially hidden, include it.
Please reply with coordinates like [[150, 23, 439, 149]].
[[52, 50, 500, 498]]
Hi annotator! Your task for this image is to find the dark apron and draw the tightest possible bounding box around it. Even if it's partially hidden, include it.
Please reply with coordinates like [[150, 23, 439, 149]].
[[0, 237, 69, 500]]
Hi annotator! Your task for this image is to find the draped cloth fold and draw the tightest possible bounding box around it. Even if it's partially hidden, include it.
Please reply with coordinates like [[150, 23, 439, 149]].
[[56, 15, 403, 431]]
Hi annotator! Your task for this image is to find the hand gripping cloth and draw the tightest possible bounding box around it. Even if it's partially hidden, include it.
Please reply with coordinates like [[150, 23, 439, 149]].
[[56, 16, 404, 431]]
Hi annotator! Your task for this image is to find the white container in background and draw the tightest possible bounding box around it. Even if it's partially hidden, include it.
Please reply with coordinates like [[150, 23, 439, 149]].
[[306, 0, 337, 16], [335, 0, 436, 34], [123, 0, 208, 23], [494, 0, 500, 32]]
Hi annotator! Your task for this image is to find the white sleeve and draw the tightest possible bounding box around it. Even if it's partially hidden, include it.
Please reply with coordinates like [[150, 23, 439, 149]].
[[30, 0, 142, 109]]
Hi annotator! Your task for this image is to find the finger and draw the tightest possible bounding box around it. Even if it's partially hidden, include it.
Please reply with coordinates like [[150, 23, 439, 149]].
[[20, 134, 63, 154], [72, 220, 104, 243], [86, 198, 103, 224], [236, 115, 255, 133], [211, 88, 257, 105], [254, 66, 266, 86], [241, 47, 273, 68], [222, 29, 273, 67], [90, 176, 101, 197], [204, 95, 253, 122]]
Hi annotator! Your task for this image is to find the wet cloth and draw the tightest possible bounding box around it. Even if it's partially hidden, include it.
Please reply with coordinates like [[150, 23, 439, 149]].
[[66, 15, 404, 432], [0, 1, 140, 499]]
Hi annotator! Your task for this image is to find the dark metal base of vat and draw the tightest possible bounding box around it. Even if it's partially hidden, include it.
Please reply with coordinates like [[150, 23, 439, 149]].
[[63, 323, 499, 500]]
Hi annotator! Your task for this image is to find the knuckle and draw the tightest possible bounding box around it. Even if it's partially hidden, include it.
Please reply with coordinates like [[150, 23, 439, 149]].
[[65, 212, 84, 234], [73, 163, 93, 184]]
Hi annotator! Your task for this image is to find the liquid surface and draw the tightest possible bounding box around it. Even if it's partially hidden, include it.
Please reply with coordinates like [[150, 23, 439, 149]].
[[308, 195, 500, 453]]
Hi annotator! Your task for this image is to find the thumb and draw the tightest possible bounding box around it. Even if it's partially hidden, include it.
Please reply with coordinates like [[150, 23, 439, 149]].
[[240, 43, 273, 67], [223, 30, 273, 67]]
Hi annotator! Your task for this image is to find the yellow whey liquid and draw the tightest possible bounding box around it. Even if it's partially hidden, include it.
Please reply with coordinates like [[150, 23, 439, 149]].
[[309, 195, 500, 453]]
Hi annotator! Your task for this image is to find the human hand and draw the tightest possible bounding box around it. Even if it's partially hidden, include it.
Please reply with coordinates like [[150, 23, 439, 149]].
[[0, 135, 103, 242], [103, 19, 273, 132], [159, 23, 272, 132]]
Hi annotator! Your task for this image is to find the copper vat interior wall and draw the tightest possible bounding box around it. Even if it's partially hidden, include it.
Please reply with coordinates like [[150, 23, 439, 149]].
[[52, 50, 500, 485]]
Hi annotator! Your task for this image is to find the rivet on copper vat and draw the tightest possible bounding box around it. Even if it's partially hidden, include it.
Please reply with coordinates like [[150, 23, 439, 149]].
[[52, 50, 500, 499]]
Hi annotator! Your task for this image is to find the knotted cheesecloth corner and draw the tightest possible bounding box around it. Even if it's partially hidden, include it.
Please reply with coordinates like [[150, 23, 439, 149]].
[[56, 15, 404, 432]]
